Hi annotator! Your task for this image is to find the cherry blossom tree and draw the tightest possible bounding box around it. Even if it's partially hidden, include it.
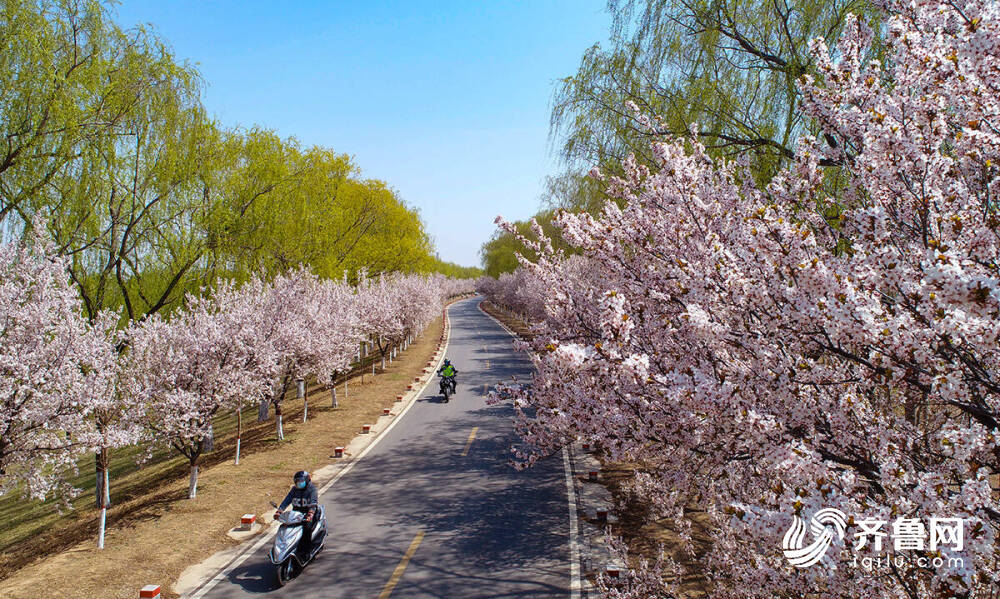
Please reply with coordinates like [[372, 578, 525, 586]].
[[357, 271, 406, 371], [488, 0, 1000, 595], [396, 274, 444, 343], [0, 236, 117, 503], [255, 269, 364, 438], [313, 276, 364, 396], [125, 280, 268, 498], [86, 318, 144, 547]]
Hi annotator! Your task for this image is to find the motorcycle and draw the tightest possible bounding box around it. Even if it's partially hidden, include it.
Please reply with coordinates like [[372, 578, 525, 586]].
[[438, 374, 456, 401], [268, 501, 327, 586]]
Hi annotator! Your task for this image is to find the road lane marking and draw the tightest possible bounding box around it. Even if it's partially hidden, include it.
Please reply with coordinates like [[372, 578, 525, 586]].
[[461, 427, 479, 456], [378, 531, 425, 599], [562, 446, 582, 599]]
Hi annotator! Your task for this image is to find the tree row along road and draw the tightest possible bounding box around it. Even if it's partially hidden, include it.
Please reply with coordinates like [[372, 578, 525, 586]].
[[194, 297, 573, 598]]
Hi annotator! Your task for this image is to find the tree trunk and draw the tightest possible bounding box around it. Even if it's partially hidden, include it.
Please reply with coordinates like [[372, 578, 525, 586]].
[[298, 379, 308, 422], [94, 447, 111, 509], [97, 467, 109, 549], [188, 464, 199, 499], [258, 398, 269, 421], [275, 403, 284, 440], [331, 385, 338, 408], [98, 506, 107, 549], [235, 409, 242, 465], [204, 424, 214, 452]]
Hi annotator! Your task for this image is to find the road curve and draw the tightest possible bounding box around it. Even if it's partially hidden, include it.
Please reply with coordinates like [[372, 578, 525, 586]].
[[193, 297, 574, 598]]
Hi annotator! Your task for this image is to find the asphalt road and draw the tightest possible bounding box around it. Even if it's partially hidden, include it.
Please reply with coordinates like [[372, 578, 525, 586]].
[[195, 297, 574, 598]]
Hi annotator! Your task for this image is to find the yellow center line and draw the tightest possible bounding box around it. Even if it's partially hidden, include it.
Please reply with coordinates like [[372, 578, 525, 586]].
[[461, 426, 479, 457], [378, 530, 425, 599]]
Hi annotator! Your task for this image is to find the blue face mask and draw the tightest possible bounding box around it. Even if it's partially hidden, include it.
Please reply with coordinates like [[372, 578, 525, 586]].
[[296, 480, 307, 489]]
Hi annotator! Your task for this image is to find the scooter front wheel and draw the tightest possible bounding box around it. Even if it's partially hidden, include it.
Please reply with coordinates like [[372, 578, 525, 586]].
[[276, 558, 295, 587]]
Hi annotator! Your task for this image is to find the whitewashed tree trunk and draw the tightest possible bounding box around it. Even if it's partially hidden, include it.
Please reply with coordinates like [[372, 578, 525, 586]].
[[331, 385, 338, 408], [97, 468, 109, 548], [235, 408, 242, 465], [101, 466, 110, 507], [188, 464, 199, 499], [297, 379, 307, 422], [276, 414, 284, 440], [258, 398, 269, 422]]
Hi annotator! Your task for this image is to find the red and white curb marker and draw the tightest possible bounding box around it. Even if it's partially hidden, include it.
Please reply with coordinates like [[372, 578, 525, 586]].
[[362, 424, 372, 434], [334, 446, 344, 458], [395, 394, 403, 402], [240, 514, 256, 531], [383, 408, 391, 416], [139, 584, 161, 598]]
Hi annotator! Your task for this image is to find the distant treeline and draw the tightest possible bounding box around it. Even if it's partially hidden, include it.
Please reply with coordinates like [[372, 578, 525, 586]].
[[0, 0, 480, 323]]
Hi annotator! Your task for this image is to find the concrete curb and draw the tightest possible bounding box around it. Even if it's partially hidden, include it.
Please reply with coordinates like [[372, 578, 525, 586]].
[[178, 300, 463, 598]]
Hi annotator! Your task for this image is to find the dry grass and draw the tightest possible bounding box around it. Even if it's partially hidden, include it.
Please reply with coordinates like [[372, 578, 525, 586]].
[[0, 312, 449, 599]]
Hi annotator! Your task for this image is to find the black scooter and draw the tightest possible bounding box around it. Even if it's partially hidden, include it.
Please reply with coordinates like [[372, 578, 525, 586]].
[[438, 374, 457, 401]]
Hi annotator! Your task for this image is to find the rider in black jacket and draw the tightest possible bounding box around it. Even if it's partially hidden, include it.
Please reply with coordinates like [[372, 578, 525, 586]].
[[274, 471, 318, 553]]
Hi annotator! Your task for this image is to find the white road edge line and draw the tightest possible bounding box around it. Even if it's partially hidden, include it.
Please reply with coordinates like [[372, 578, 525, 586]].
[[185, 305, 457, 599], [477, 300, 582, 599]]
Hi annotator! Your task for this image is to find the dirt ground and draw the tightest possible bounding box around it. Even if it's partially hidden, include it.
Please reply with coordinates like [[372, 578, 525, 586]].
[[483, 301, 713, 597], [0, 306, 455, 599], [599, 465, 713, 597]]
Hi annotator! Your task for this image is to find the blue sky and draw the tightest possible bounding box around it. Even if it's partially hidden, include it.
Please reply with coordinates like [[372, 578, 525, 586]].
[[112, 1, 611, 268]]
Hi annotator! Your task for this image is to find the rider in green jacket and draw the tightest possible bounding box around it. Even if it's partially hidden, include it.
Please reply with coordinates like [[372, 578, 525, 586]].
[[438, 359, 457, 394]]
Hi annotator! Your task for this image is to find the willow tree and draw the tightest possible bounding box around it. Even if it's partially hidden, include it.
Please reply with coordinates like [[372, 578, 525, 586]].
[[551, 0, 884, 180], [0, 0, 132, 227]]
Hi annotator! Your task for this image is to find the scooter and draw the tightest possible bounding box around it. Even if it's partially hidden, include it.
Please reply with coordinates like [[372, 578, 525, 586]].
[[438, 374, 456, 401], [268, 501, 327, 586]]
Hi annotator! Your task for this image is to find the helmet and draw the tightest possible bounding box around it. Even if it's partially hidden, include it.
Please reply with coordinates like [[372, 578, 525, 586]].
[[293, 470, 311, 489], [443, 359, 451, 366]]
